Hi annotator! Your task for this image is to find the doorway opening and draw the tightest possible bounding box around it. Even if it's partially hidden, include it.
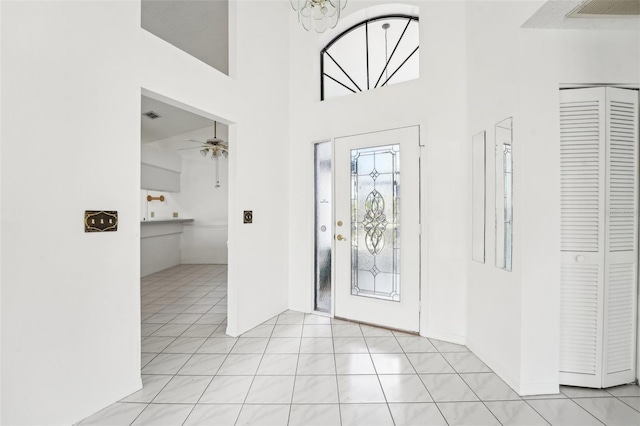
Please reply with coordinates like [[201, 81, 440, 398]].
[[140, 93, 230, 274], [139, 90, 232, 368]]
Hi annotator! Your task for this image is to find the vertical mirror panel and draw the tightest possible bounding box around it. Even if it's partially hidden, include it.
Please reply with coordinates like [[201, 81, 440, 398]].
[[472, 131, 486, 263], [495, 118, 513, 271], [314, 142, 332, 313], [350, 144, 401, 301]]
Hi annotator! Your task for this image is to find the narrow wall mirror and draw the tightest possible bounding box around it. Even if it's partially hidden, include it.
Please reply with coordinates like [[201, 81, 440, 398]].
[[472, 131, 486, 263], [495, 117, 513, 271]]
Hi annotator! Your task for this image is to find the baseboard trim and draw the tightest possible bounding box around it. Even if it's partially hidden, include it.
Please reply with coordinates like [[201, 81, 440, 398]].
[[423, 330, 466, 345], [518, 381, 560, 396]]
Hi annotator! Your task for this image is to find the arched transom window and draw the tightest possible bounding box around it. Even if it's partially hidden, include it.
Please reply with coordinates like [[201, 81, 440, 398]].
[[321, 15, 419, 101]]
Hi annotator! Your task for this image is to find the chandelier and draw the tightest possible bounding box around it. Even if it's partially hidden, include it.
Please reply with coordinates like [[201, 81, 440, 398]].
[[290, 0, 348, 33]]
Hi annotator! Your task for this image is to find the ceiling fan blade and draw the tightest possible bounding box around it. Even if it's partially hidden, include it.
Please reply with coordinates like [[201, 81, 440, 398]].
[[183, 139, 206, 144], [178, 146, 207, 151]]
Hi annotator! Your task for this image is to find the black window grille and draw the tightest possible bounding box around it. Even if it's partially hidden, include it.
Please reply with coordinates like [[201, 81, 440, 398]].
[[321, 15, 419, 101]]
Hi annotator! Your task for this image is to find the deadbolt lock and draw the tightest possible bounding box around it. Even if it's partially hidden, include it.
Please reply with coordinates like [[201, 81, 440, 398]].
[[337, 220, 343, 227]]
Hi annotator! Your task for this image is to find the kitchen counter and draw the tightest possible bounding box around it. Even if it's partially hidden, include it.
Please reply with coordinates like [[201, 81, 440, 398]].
[[141, 218, 194, 224]]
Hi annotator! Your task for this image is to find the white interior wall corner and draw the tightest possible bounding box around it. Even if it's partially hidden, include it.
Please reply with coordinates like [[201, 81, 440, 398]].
[[227, 0, 291, 335], [421, 0, 469, 343], [464, 0, 545, 396], [287, 10, 317, 314], [0, 0, 3, 419], [226, 122, 240, 335], [517, 27, 640, 394], [517, 30, 561, 395]]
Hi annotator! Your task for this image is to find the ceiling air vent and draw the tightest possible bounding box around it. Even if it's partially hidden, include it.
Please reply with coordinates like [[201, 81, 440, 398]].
[[142, 111, 161, 120], [569, 0, 640, 17]]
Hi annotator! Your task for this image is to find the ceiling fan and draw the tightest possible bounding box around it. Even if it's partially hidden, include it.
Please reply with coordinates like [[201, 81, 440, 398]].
[[179, 121, 229, 188], [180, 121, 229, 158]]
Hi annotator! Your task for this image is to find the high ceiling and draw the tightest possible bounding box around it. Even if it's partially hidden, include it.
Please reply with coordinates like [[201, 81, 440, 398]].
[[524, 0, 640, 29], [141, 95, 213, 144], [141, 0, 229, 74]]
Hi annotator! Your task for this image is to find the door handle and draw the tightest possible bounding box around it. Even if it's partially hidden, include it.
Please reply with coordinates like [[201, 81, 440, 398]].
[[337, 234, 345, 241]]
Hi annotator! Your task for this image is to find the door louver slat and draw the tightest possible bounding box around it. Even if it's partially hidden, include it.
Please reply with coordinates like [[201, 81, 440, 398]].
[[560, 263, 599, 375], [561, 100, 600, 252], [607, 100, 637, 253], [605, 263, 636, 374]]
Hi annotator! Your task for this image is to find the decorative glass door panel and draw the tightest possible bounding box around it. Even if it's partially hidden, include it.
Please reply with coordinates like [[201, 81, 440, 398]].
[[351, 145, 400, 301], [314, 141, 332, 313], [334, 127, 420, 332]]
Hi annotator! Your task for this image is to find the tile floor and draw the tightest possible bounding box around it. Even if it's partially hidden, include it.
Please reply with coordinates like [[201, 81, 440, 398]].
[[79, 264, 640, 426]]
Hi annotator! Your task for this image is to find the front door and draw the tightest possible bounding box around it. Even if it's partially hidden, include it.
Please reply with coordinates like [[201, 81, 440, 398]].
[[334, 126, 421, 332]]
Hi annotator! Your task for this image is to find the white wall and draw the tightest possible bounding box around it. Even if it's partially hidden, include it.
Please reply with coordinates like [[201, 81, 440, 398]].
[[465, 1, 640, 395], [141, 144, 182, 192], [0, 0, 3, 418], [287, 1, 469, 343], [465, 0, 543, 394], [0, 2, 142, 424], [226, 1, 291, 336], [1, 0, 291, 423], [178, 155, 229, 264], [518, 28, 640, 394]]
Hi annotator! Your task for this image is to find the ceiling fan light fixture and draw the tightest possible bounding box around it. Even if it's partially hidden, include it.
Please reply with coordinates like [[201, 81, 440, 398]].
[[179, 121, 229, 189]]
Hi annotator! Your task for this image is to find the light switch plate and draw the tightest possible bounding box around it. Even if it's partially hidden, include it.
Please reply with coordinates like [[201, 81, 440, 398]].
[[85, 211, 118, 232], [244, 210, 253, 224]]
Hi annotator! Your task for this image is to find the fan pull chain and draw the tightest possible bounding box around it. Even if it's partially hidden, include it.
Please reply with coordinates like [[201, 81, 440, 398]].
[[215, 155, 221, 188]]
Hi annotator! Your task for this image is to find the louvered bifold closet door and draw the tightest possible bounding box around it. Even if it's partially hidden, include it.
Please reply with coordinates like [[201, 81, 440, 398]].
[[559, 88, 607, 388], [560, 87, 639, 389], [602, 87, 638, 388]]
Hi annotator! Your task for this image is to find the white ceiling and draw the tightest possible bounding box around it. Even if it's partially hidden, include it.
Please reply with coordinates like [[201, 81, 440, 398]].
[[141, 95, 214, 144], [524, 0, 640, 29], [141, 0, 229, 74]]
